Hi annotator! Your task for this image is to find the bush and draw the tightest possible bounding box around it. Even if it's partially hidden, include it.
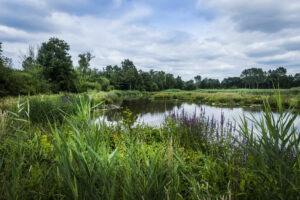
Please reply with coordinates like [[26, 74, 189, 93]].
[[77, 81, 101, 93], [25, 94, 90, 124]]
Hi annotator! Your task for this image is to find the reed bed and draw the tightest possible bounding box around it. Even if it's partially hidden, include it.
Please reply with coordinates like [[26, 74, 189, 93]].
[[0, 92, 299, 199]]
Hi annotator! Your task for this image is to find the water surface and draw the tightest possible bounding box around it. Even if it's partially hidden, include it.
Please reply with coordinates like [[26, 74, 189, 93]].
[[99, 99, 300, 130]]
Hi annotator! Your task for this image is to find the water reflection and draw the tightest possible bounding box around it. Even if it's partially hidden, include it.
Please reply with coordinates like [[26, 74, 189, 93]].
[[100, 99, 300, 130]]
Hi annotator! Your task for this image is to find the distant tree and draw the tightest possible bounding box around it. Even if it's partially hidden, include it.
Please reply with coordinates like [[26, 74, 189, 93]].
[[267, 67, 287, 88], [294, 73, 300, 87], [241, 69, 252, 88], [0, 43, 12, 96], [184, 80, 196, 90], [201, 78, 220, 89], [253, 68, 265, 89], [0, 42, 3, 65], [104, 65, 123, 90], [152, 71, 166, 90], [165, 73, 176, 89], [241, 68, 265, 88], [121, 59, 138, 90], [21, 45, 36, 69], [0, 43, 13, 68], [221, 77, 243, 88], [138, 71, 154, 91], [78, 52, 94, 76], [194, 75, 202, 88], [37, 37, 75, 92], [175, 76, 184, 89]]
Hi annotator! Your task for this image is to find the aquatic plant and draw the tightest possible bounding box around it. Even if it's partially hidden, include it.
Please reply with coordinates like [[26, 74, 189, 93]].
[[0, 91, 299, 199]]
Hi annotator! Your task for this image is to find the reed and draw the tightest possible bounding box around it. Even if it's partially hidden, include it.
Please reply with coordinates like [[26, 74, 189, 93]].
[[0, 91, 298, 199]]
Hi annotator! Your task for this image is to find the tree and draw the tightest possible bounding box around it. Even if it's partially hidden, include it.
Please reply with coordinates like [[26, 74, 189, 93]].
[[152, 71, 166, 90], [78, 52, 94, 76], [175, 76, 184, 89], [21, 45, 37, 69], [37, 37, 75, 92], [0, 42, 13, 68], [184, 80, 196, 90], [165, 73, 176, 89], [253, 68, 265, 89], [0, 43, 12, 96], [0, 42, 3, 66], [267, 67, 287, 88], [221, 77, 243, 88], [194, 75, 201, 88], [121, 59, 138, 90], [241, 68, 265, 89], [294, 73, 300, 87]]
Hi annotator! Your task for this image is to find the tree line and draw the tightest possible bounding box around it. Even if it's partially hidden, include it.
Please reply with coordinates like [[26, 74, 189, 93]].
[[1, 37, 300, 96]]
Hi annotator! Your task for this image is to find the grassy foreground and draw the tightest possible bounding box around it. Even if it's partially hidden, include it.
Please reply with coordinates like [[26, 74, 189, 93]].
[[0, 92, 299, 199]]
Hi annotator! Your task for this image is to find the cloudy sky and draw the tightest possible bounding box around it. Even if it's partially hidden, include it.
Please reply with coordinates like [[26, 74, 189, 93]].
[[1, 0, 300, 80]]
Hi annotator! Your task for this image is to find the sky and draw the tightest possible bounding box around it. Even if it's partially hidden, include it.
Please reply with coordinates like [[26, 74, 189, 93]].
[[0, 0, 300, 80]]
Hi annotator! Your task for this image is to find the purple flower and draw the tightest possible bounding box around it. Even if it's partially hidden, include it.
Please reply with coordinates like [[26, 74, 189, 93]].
[[233, 121, 236, 132], [64, 97, 70, 103], [220, 112, 225, 128], [291, 148, 296, 157], [232, 138, 236, 146]]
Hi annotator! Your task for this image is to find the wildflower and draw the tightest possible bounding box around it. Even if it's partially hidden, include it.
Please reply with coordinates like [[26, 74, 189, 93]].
[[277, 146, 281, 155], [291, 148, 296, 157], [220, 111, 225, 128]]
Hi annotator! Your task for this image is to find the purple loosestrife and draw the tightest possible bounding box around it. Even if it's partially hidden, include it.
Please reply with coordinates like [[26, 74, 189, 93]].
[[192, 112, 197, 126], [206, 116, 210, 127], [64, 97, 70, 103], [233, 121, 236, 132], [210, 115, 214, 128], [291, 148, 296, 157], [220, 111, 225, 128]]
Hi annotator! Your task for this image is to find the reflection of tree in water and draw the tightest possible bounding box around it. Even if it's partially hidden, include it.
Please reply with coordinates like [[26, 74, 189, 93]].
[[105, 100, 183, 121]]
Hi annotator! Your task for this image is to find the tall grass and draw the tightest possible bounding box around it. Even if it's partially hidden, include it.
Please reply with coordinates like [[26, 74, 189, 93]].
[[237, 91, 300, 199], [0, 92, 299, 199]]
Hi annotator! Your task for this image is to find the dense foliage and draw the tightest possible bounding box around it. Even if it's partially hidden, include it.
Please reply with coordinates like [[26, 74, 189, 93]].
[[0, 93, 299, 199], [1, 39, 300, 97]]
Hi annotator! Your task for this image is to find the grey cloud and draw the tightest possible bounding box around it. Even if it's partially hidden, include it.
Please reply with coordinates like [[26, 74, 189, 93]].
[[202, 0, 300, 33], [202, 55, 224, 60], [0, 0, 129, 33], [0, 16, 56, 33], [258, 59, 289, 66], [246, 49, 284, 58], [280, 41, 300, 51], [0, 2, 55, 33], [233, 12, 300, 33]]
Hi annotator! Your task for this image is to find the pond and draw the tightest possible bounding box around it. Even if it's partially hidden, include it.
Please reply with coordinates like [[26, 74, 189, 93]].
[[98, 99, 300, 131]]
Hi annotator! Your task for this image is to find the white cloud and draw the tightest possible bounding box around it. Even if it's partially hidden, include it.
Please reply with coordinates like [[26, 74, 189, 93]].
[[1, 0, 300, 80]]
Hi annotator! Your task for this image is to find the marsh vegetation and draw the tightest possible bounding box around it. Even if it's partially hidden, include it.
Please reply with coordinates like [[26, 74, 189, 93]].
[[0, 91, 299, 199]]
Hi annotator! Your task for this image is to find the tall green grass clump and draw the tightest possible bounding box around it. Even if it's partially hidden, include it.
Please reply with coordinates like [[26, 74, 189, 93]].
[[52, 99, 184, 199], [0, 98, 187, 199], [238, 90, 300, 199], [26, 94, 90, 124]]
